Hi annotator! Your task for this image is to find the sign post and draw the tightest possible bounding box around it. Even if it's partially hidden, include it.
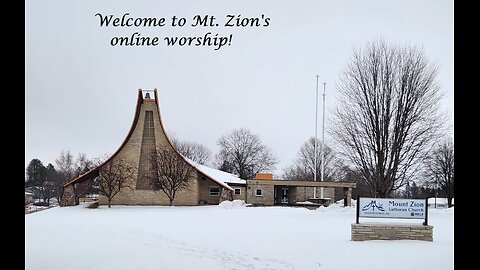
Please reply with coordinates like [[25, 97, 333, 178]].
[[356, 195, 360, 224], [423, 197, 429, 226]]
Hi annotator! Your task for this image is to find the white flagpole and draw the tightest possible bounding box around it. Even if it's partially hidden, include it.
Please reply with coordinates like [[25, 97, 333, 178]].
[[320, 82, 326, 198]]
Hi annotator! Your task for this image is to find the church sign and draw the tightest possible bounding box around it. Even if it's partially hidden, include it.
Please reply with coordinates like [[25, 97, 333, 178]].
[[356, 197, 429, 225]]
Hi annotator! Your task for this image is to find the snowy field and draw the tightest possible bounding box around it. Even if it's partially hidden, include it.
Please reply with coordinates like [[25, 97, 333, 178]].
[[25, 201, 453, 270]]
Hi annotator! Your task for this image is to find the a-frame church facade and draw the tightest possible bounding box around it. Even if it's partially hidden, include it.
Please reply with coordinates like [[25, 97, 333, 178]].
[[61, 89, 244, 206]]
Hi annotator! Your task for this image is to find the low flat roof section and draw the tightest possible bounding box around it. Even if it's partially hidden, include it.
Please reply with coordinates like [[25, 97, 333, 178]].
[[246, 179, 356, 188]]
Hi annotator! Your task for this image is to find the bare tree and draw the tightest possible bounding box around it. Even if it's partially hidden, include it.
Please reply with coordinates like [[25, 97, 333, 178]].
[[95, 157, 135, 208], [424, 139, 454, 207], [215, 128, 278, 179], [54, 150, 75, 205], [51, 173, 65, 205], [346, 168, 371, 198], [172, 138, 212, 165], [55, 151, 95, 204], [148, 147, 195, 206], [283, 137, 344, 181], [331, 39, 444, 198], [403, 181, 422, 199], [42, 163, 60, 204], [55, 150, 75, 181], [74, 153, 93, 177], [73, 153, 96, 201]]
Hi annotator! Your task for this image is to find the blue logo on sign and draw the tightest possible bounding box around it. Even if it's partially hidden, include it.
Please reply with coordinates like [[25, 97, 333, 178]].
[[362, 200, 385, 211]]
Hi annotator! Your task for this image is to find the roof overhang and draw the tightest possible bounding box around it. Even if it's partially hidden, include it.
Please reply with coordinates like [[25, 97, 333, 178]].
[[246, 179, 356, 188]]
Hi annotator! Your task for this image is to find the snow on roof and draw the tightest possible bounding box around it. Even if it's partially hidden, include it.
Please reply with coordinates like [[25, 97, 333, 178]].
[[186, 159, 246, 189]]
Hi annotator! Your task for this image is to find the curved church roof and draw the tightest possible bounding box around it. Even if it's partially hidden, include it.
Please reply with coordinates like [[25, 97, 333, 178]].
[[64, 89, 242, 191]]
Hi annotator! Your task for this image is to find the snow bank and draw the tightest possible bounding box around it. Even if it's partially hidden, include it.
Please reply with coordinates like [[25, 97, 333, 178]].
[[217, 200, 250, 209], [316, 203, 355, 213], [335, 198, 356, 207]]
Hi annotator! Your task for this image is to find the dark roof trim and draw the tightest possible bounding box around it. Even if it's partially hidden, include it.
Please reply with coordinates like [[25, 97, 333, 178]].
[[64, 90, 144, 187], [224, 183, 247, 187]]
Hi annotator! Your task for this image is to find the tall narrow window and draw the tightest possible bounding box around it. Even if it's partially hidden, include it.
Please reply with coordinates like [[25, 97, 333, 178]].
[[136, 111, 157, 189]]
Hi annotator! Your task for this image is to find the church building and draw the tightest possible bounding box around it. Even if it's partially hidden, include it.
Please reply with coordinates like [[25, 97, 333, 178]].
[[61, 89, 355, 207]]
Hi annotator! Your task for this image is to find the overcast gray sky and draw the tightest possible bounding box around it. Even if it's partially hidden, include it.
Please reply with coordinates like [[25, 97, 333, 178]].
[[25, 0, 453, 176]]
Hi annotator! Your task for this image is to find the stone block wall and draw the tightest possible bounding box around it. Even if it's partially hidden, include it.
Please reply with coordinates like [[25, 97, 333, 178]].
[[99, 182, 199, 206], [322, 188, 335, 204], [346, 188, 352, 206], [351, 223, 433, 241], [246, 181, 275, 205], [288, 187, 297, 204], [61, 185, 76, 206], [219, 187, 233, 203], [198, 175, 223, 204], [230, 186, 247, 201], [296, 186, 312, 202], [296, 187, 335, 204]]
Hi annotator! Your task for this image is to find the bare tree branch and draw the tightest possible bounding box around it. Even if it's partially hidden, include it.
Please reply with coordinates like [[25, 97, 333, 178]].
[[148, 147, 195, 206], [283, 137, 344, 181], [172, 138, 212, 165], [55, 150, 75, 205], [424, 139, 454, 207], [331, 39, 445, 197], [55, 150, 75, 181], [95, 157, 135, 208], [215, 128, 278, 179], [73, 153, 96, 202]]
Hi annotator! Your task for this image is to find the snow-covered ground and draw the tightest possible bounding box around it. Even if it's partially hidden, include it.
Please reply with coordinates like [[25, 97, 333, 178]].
[[25, 201, 453, 270]]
